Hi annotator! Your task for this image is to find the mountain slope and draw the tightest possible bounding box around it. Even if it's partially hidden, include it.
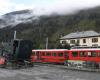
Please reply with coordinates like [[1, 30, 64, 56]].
[[0, 6, 100, 48], [0, 9, 39, 28]]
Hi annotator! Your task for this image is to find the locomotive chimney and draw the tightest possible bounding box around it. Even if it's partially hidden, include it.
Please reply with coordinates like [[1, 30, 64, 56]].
[[14, 30, 17, 40]]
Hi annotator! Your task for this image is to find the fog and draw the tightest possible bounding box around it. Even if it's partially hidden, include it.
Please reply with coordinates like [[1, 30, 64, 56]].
[[1, 0, 100, 15]]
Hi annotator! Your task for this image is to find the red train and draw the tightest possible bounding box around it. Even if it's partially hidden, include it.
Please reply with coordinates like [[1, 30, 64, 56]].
[[31, 48, 100, 69], [31, 49, 68, 63]]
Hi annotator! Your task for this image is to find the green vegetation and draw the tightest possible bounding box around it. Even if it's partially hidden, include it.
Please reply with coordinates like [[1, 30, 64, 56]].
[[0, 6, 100, 49]]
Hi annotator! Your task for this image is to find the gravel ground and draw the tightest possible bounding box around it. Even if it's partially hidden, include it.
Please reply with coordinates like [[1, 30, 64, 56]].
[[0, 65, 99, 80]]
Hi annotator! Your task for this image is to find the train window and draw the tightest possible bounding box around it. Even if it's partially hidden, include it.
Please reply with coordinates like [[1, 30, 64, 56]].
[[80, 52, 87, 57], [91, 52, 96, 57], [72, 51, 78, 57], [52, 53, 56, 56], [88, 52, 91, 57], [64, 52, 69, 58], [58, 52, 63, 57], [98, 52, 100, 57], [88, 52, 96, 57], [46, 52, 51, 56], [32, 52, 35, 56], [42, 52, 45, 56]]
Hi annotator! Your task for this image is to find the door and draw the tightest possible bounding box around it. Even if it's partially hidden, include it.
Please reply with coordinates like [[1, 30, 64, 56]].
[[36, 51, 42, 62]]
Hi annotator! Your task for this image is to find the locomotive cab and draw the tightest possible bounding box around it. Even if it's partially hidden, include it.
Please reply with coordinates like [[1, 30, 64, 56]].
[[12, 39, 33, 61]]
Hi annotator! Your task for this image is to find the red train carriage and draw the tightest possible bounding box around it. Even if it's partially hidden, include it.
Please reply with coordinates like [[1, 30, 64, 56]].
[[67, 48, 100, 68], [31, 49, 69, 64], [31, 48, 100, 69]]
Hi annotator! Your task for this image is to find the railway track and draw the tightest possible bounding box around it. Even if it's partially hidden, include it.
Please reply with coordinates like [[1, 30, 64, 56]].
[[34, 63, 100, 72]]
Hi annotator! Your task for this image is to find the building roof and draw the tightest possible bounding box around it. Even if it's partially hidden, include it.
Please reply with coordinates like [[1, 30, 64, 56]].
[[60, 31, 100, 39]]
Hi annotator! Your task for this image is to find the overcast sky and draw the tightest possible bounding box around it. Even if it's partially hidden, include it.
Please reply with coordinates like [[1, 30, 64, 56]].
[[1, 0, 100, 15]]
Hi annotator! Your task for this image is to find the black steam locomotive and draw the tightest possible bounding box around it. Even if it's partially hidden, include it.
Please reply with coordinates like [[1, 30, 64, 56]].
[[0, 39, 33, 68]]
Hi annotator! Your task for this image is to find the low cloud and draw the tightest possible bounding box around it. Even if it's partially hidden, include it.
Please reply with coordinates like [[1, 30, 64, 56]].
[[33, 0, 100, 15], [1, 0, 100, 16]]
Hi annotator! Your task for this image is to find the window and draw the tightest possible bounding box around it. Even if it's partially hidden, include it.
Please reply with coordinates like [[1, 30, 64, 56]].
[[77, 40, 80, 44], [13, 40, 18, 47], [70, 40, 75, 44], [92, 44, 98, 47], [91, 52, 96, 57], [92, 38, 98, 43], [82, 45, 87, 46], [98, 52, 100, 57], [80, 51, 87, 57], [88, 52, 91, 57], [52, 53, 56, 56], [64, 52, 69, 58], [72, 51, 78, 57], [0, 49, 2, 56], [58, 52, 63, 57], [75, 40, 80, 46], [42, 52, 45, 56], [62, 41, 66, 44], [32, 52, 35, 56], [46, 52, 51, 56], [88, 52, 96, 57], [83, 39, 86, 43]]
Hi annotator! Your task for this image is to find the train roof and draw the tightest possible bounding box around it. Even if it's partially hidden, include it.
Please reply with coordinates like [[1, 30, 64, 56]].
[[32, 49, 68, 52], [71, 46, 100, 51], [32, 48, 100, 52], [70, 48, 100, 51]]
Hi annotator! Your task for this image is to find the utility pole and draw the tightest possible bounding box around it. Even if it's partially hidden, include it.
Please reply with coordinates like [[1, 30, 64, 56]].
[[46, 37, 48, 49], [14, 30, 16, 40]]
